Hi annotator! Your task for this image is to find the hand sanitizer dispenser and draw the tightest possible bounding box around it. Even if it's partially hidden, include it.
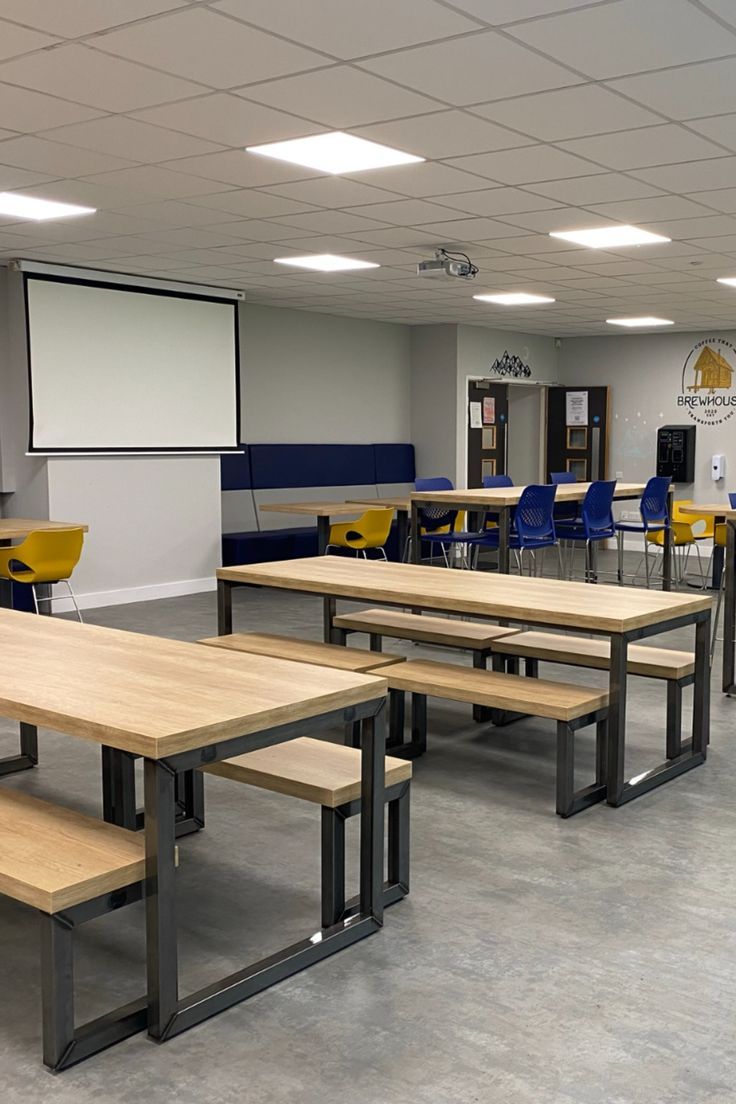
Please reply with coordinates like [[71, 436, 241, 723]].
[[712, 454, 726, 481]]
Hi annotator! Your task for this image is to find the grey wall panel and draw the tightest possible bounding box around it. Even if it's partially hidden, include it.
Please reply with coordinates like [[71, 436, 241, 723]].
[[377, 482, 413, 498], [253, 485, 378, 530], [221, 488, 258, 534]]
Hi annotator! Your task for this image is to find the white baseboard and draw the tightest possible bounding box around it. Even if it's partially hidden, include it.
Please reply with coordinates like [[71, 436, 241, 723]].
[[48, 575, 217, 612]]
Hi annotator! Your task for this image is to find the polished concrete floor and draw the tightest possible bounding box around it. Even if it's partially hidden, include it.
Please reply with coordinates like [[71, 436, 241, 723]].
[[0, 567, 734, 1104]]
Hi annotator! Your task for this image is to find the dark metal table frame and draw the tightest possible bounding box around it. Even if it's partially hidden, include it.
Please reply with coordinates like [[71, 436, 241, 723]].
[[217, 575, 709, 808], [723, 519, 736, 696], [408, 489, 675, 591], [141, 694, 386, 1042]]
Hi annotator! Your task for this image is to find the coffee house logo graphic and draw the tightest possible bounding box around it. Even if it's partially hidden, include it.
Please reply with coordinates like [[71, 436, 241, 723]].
[[678, 337, 736, 426]]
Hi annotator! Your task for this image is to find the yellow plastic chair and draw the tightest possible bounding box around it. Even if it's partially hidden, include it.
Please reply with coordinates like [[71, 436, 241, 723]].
[[711, 523, 730, 660], [0, 528, 85, 620], [645, 500, 701, 584], [325, 509, 393, 559]]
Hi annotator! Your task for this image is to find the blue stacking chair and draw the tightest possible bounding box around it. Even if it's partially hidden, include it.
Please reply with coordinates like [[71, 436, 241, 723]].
[[480, 473, 514, 532], [556, 480, 617, 582], [411, 476, 483, 567], [550, 470, 580, 526], [475, 483, 562, 576], [615, 475, 671, 588]]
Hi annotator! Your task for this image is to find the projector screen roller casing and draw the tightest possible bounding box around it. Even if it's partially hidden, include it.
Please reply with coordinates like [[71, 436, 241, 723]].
[[25, 275, 240, 453]]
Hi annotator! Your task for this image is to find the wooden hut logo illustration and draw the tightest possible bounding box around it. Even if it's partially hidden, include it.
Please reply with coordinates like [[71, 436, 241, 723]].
[[687, 345, 733, 394], [679, 338, 736, 425]]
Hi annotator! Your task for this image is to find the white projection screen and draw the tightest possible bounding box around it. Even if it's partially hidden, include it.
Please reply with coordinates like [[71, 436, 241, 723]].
[[25, 274, 240, 453]]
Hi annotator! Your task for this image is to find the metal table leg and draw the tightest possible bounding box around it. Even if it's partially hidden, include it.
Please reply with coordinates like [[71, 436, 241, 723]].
[[317, 516, 330, 556], [217, 578, 233, 636], [410, 502, 420, 565], [396, 509, 408, 562], [498, 506, 511, 575], [723, 521, 736, 694], [144, 701, 386, 1043], [662, 489, 674, 591]]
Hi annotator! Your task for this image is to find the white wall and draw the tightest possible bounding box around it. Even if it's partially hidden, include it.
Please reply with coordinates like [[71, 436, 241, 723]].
[[559, 330, 736, 503], [47, 456, 221, 609], [409, 324, 458, 479], [240, 303, 411, 443]]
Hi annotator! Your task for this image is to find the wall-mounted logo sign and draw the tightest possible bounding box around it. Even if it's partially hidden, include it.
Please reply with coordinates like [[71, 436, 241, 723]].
[[678, 338, 736, 426], [489, 350, 531, 379]]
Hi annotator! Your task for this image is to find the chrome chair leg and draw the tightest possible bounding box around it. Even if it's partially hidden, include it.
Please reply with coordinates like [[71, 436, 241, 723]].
[[617, 530, 624, 585]]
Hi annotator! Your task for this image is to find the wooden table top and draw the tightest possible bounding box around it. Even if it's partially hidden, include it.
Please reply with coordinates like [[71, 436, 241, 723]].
[[347, 496, 411, 512], [218, 556, 710, 634], [0, 518, 89, 540], [259, 501, 381, 518], [0, 608, 386, 759], [409, 482, 645, 507], [679, 503, 736, 519]]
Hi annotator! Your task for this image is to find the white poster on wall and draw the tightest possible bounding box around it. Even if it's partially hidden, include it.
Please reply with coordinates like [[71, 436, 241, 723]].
[[565, 390, 589, 426], [469, 401, 482, 429]]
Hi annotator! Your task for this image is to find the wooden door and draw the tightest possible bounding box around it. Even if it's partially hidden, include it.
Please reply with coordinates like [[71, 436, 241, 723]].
[[467, 380, 508, 487], [545, 386, 609, 482]]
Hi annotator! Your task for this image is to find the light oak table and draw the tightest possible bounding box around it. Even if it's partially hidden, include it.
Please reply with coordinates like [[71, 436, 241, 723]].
[[217, 557, 711, 808], [259, 501, 370, 555], [0, 518, 89, 776], [680, 502, 736, 694], [408, 482, 670, 584], [0, 608, 388, 1046]]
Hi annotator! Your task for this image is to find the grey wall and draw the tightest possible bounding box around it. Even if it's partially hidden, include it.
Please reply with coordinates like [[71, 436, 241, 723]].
[[409, 324, 458, 480], [240, 302, 411, 444], [559, 330, 736, 502]]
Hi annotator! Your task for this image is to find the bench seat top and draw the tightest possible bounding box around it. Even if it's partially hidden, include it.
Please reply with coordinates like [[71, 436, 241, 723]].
[[203, 736, 412, 807], [0, 789, 144, 914], [333, 608, 518, 650], [492, 631, 694, 680], [199, 632, 404, 673], [385, 659, 607, 722]]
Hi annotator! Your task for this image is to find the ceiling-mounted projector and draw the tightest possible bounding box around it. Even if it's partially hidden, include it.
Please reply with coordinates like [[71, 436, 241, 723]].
[[417, 248, 479, 280]]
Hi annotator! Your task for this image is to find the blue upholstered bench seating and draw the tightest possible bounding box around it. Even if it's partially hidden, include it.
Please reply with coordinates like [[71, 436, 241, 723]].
[[221, 443, 415, 566]]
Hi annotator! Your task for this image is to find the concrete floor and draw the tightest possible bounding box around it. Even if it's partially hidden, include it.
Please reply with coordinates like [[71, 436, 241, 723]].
[[0, 568, 734, 1104]]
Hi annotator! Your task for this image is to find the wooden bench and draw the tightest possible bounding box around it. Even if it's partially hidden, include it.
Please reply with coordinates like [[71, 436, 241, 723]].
[[0, 789, 148, 1071], [198, 631, 405, 672], [491, 631, 696, 759], [383, 660, 608, 818], [203, 737, 412, 925], [332, 608, 520, 722]]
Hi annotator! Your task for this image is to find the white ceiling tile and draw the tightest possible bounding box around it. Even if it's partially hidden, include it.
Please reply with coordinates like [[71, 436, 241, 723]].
[[0, 20, 58, 58], [269, 210, 388, 234], [82, 164, 238, 198], [183, 190, 319, 218], [687, 234, 736, 251], [472, 85, 662, 142], [359, 31, 581, 106], [133, 93, 318, 147], [238, 67, 441, 128], [95, 8, 325, 89], [0, 166, 56, 190], [508, 0, 736, 79], [346, 198, 472, 226], [143, 226, 265, 248], [0, 44, 203, 112], [109, 199, 242, 225], [344, 227, 442, 247], [426, 187, 561, 217], [635, 158, 736, 192], [344, 162, 490, 198], [163, 150, 323, 187], [698, 0, 736, 28], [209, 219, 320, 241], [258, 177, 397, 208], [646, 215, 736, 239], [684, 188, 736, 213], [445, 146, 603, 184], [0, 134, 136, 175], [585, 195, 717, 222], [524, 174, 663, 204], [0, 83, 103, 132], [213, 0, 480, 58], [0, 0, 189, 37], [559, 125, 724, 170], [686, 114, 736, 155], [11, 177, 149, 209], [448, 0, 608, 22], [354, 110, 532, 160], [38, 116, 224, 163], [497, 207, 617, 233], [607, 59, 736, 121], [413, 217, 529, 241]]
